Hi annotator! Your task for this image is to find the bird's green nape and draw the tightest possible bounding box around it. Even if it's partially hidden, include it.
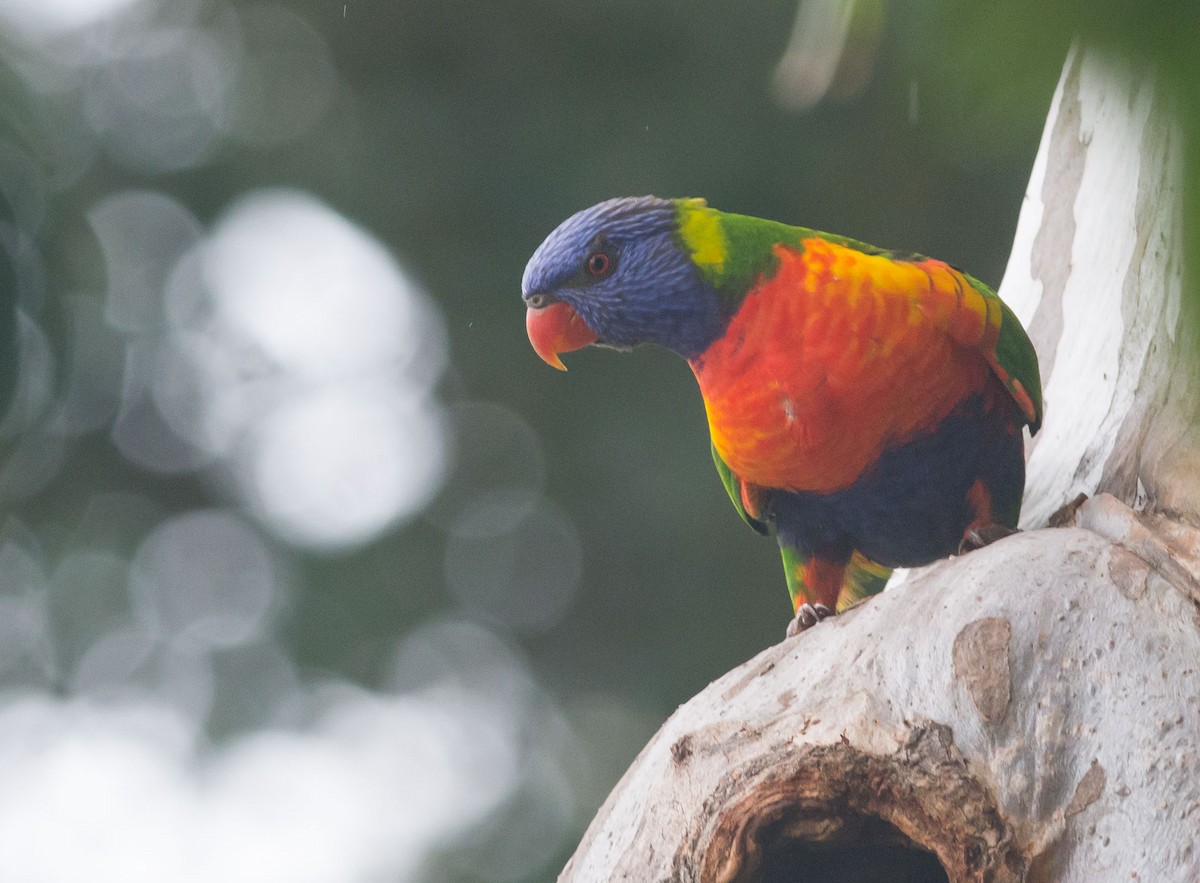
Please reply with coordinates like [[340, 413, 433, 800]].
[[674, 199, 801, 312], [673, 198, 891, 315]]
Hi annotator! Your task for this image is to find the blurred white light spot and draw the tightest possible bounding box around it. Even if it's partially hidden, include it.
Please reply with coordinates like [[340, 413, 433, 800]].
[[91, 192, 214, 473], [0, 617, 574, 882], [0, 0, 145, 40], [151, 292, 272, 461], [384, 619, 576, 880], [1, 1, 338, 172], [202, 728, 384, 881], [112, 345, 216, 473], [70, 628, 219, 725], [82, 23, 237, 173], [0, 701, 196, 883], [204, 190, 418, 381], [88, 190, 204, 332], [71, 625, 156, 693], [243, 386, 445, 548], [129, 509, 276, 649], [452, 747, 576, 883], [153, 188, 449, 548], [445, 498, 583, 633], [386, 617, 535, 703], [95, 187, 448, 548]]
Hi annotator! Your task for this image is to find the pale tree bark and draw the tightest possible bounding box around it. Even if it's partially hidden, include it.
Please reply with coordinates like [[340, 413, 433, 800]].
[[561, 45, 1200, 883]]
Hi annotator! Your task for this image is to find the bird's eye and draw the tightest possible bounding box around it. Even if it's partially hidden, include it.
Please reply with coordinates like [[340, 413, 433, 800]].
[[586, 251, 612, 277], [527, 293, 549, 309]]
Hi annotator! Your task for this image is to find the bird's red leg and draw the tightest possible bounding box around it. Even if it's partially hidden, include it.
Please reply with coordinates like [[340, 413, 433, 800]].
[[958, 478, 1020, 553], [780, 545, 847, 637]]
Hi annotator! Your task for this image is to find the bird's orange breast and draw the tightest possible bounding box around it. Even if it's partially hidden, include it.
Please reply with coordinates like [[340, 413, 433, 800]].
[[689, 239, 996, 493]]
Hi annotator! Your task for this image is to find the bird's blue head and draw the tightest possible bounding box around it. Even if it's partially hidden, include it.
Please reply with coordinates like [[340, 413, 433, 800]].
[[522, 196, 724, 369]]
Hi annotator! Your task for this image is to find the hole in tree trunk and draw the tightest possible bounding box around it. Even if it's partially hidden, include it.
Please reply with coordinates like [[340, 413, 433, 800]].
[[754, 813, 949, 883], [758, 842, 948, 883], [696, 729, 1016, 881]]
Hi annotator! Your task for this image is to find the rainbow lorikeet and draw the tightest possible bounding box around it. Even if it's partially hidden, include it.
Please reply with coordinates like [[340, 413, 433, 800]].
[[522, 197, 1042, 636]]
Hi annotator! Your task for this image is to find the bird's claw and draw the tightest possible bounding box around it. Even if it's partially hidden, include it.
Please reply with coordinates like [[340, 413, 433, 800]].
[[786, 603, 834, 637], [958, 523, 1020, 555]]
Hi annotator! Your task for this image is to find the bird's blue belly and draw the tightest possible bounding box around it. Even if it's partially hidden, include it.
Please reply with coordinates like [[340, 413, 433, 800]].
[[768, 394, 1025, 567]]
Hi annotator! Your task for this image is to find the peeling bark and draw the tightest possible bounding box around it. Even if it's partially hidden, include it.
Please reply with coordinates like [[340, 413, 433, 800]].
[[951, 618, 1012, 725], [561, 44, 1200, 883]]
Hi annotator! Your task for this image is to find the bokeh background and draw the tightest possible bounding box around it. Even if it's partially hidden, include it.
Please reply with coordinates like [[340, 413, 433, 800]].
[[0, 1, 1194, 880]]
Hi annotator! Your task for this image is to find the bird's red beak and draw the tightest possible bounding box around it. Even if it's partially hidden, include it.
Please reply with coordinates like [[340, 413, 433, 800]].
[[526, 301, 599, 371]]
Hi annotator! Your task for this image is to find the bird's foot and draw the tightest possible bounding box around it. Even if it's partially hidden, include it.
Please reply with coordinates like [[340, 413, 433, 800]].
[[786, 603, 834, 637], [958, 523, 1020, 555]]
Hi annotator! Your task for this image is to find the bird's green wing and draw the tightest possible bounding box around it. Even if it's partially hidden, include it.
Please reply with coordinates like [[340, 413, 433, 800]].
[[711, 440, 768, 536], [887, 256, 1044, 436], [985, 284, 1044, 435], [906, 260, 1043, 435]]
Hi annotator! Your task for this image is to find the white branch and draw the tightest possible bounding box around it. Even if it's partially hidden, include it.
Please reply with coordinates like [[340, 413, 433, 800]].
[[1000, 45, 1197, 525]]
